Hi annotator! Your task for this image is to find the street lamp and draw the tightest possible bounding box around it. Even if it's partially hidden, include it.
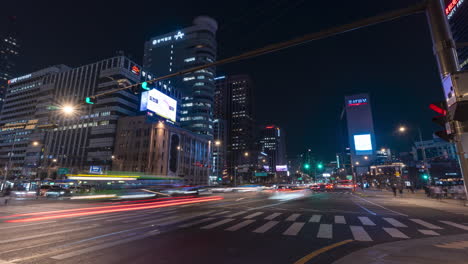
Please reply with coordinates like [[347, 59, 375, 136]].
[[355, 161, 360, 165], [364, 156, 368, 160], [32, 141, 39, 146], [398, 126, 407, 133], [215, 140, 221, 146], [62, 105, 75, 115], [52, 159, 57, 163], [244, 152, 249, 157]]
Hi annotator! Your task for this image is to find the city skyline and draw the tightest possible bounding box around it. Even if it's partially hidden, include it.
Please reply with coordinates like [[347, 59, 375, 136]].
[[0, 0, 448, 160]]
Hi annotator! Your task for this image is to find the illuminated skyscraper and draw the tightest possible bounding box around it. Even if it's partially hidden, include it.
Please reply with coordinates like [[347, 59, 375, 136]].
[[0, 16, 20, 111], [445, 0, 468, 70], [144, 16, 218, 138]]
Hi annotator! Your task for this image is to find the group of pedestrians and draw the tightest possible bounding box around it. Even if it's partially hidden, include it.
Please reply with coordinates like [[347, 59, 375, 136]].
[[389, 183, 413, 197], [423, 185, 465, 200]]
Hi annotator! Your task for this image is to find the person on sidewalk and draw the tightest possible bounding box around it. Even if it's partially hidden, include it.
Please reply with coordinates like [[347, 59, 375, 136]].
[[391, 184, 397, 197], [434, 185, 442, 201], [397, 183, 404, 197]]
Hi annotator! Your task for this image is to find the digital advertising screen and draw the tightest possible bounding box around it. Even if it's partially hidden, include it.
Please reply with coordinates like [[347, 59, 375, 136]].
[[353, 134, 373, 155], [140, 89, 177, 122]]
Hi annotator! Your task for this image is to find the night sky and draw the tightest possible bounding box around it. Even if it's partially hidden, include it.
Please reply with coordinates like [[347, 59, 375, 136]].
[[2, 0, 446, 161]]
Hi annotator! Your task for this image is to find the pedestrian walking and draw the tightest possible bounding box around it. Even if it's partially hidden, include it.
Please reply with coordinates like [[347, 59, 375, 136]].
[[398, 184, 404, 197], [434, 186, 442, 201], [391, 184, 397, 197]]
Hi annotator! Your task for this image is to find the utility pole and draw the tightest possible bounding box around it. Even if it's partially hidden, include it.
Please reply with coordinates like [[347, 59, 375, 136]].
[[426, 0, 468, 201]]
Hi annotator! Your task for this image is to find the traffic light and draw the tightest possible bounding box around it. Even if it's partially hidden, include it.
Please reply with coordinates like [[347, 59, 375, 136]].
[[430, 102, 453, 142], [422, 174, 429, 180], [317, 163, 324, 169], [304, 163, 310, 169], [141, 81, 150, 91], [85, 97, 96, 104]]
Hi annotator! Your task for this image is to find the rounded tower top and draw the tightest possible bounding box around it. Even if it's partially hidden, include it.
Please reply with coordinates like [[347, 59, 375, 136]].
[[193, 16, 218, 32]]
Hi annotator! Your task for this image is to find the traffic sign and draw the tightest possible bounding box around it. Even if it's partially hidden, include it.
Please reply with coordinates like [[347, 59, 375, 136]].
[[58, 168, 69, 175], [89, 166, 103, 174]]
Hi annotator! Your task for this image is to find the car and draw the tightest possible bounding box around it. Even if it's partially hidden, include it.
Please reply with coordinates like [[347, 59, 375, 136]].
[[45, 187, 70, 197], [334, 180, 355, 190]]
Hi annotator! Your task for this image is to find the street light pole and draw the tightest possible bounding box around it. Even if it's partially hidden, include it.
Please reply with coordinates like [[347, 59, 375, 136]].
[[426, 0, 468, 201]]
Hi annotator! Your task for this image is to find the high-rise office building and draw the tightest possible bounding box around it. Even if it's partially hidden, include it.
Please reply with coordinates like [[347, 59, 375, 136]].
[[344, 93, 376, 175], [0, 56, 166, 179], [0, 16, 20, 111], [143, 16, 218, 138], [214, 75, 255, 171], [445, 0, 468, 70], [259, 125, 286, 173]]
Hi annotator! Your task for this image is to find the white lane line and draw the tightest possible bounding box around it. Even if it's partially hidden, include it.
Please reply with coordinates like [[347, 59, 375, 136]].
[[349, 226, 372, 241], [358, 216, 376, 226], [253, 221, 279, 233], [283, 222, 305, 236], [335, 215, 346, 224], [51, 229, 160, 260], [383, 227, 409, 239], [0, 221, 57, 230], [383, 217, 407, 228], [226, 211, 248, 218], [419, 229, 440, 236], [201, 218, 235, 229], [179, 217, 215, 228], [309, 215, 322, 223], [352, 194, 408, 216], [212, 211, 231, 216], [440, 221, 468, 231], [285, 213, 301, 222], [410, 219, 443, 230], [264, 213, 282, 220], [317, 224, 332, 239], [122, 212, 178, 224], [0, 225, 99, 244], [225, 220, 256, 231], [244, 212, 263, 219]]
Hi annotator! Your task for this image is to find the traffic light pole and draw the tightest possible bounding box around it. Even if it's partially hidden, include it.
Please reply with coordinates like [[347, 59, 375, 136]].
[[426, 0, 468, 202]]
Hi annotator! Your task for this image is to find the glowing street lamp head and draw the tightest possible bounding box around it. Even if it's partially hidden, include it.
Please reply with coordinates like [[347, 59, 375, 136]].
[[244, 152, 249, 157], [32, 141, 39, 146], [215, 140, 221, 146], [398, 126, 407, 133], [62, 105, 75, 115]]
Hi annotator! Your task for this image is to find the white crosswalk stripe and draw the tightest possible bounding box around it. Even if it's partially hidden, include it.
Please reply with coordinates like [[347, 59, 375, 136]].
[[317, 224, 332, 239], [212, 211, 231, 216], [286, 213, 301, 221], [264, 213, 282, 220], [419, 229, 440, 236], [201, 218, 235, 229], [335, 215, 346, 224], [309, 215, 322, 223], [225, 220, 255, 231], [383, 227, 409, 239], [244, 212, 263, 219], [226, 211, 248, 218], [350, 226, 372, 241], [383, 217, 407, 228], [358, 216, 375, 226], [283, 222, 305, 236], [410, 219, 443, 229], [439, 221, 468, 231], [179, 217, 215, 228], [253, 221, 279, 233]]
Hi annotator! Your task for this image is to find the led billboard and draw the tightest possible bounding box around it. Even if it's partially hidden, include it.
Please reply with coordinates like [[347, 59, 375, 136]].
[[353, 134, 373, 155], [140, 89, 177, 122]]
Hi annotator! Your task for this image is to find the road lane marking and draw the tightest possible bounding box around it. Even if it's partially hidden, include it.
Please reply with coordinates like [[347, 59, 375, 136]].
[[440, 221, 468, 231], [286, 213, 301, 221], [179, 217, 215, 228], [419, 229, 440, 235], [0, 221, 57, 230], [212, 211, 231, 216], [294, 239, 353, 264], [225, 220, 255, 231], [226, 211, 248, 218], [383, 217, 407, 228], [157, 211, 216, 226], [264, 212, 282, 220], [77, 212, 124, 220], [51, 229, 160, 260], [358, 216, 375, 226], [317, 224, 332, 239], [349, 226, 372, 241], [201, 218, 235, 229], [309, 215, 321, 223], [383, 227, 409, 238], [353, 201, 377, 215], [335, 215, 346, 224], [0, 225, 99, 244], [253, 221, 279, 233], [410, 219, 443, 229], [352, 195, 408, 216], [140, 215, 181, 225], [244, 212, 263, 219], [283, 222, 305, 236]]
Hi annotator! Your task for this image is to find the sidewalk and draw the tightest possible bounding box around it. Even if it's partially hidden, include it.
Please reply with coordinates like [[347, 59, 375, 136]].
[[355, 189, 468, 216], [333, 233, 468, 264]]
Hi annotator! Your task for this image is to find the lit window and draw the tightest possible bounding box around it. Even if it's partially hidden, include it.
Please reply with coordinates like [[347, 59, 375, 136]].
[[184, 57, 196, 62]]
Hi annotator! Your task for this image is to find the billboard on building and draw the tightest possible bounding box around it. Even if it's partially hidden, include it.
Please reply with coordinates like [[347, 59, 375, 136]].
[[353, 134, 373, 155], [140, 89, 177, 122]]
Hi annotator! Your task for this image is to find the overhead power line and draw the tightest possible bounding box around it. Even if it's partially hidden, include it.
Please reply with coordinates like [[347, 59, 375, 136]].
[[86, 2, 427, 103]]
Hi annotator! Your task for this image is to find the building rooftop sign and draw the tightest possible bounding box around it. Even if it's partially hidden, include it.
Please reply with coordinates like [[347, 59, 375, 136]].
[[347, 98, 368, 107], [8, 74, 32, 85], [152, 31, 185, 45], [446, 0, 465, 18]]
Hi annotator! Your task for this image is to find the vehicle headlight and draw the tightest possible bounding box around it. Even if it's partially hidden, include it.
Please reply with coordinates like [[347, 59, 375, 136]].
[[60, 191, 65, 194]]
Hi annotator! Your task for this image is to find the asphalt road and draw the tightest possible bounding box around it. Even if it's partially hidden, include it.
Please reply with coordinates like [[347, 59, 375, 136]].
[[1, 190, 468, 264]]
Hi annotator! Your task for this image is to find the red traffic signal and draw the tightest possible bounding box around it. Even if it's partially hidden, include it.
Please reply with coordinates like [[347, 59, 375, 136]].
[[429, 103, 447, 116]]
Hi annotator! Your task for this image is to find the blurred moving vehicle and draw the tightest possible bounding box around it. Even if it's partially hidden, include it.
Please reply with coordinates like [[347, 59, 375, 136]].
[[334, 180, 355, 190], [45, 186, 70, 197]]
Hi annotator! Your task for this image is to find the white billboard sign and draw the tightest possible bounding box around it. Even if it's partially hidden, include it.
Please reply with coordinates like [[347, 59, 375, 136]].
[[141, 89, 177, 122]]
